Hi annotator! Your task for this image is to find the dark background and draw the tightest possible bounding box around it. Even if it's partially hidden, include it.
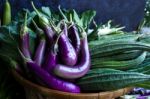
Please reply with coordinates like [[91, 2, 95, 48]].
[[0, 0, 146, 31]]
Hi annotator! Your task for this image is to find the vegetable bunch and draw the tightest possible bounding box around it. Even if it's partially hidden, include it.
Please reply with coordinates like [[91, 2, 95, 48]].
[[0, 1, 95, 93], [0, 0, 150, 94], [13, 1, 94, 93]]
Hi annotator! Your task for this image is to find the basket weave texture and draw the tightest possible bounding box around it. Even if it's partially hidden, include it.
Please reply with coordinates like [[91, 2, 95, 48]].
[[12, 70, 133, 99]]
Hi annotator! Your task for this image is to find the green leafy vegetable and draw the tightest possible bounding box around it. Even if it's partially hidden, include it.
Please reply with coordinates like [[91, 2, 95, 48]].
[[81, 10, 96, 31]]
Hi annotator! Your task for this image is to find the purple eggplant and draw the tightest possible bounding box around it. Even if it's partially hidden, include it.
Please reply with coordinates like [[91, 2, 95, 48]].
[[27, 60, 80, 93], [20, 13, 31, 59], [42, 44, 57, 72], [34, 37, 46, 66], [20, 32, 30, 59], [31, 2, 55, 45], [68, 24, 81, 55], [32, 20, 46, 66], [43, 25, 55, 44], [58, 26, 77, 66], [54, 32, 91, 79]]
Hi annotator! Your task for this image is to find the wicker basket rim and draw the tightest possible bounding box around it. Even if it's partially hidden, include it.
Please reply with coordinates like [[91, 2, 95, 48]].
[[12, 70, 133, 97]]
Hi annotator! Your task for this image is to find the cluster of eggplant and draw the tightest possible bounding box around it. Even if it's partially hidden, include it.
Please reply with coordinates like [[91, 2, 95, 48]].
[[18, 2, 91, 93]]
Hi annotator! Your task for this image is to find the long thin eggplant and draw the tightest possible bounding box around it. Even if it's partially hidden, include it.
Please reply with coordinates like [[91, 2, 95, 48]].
[[68, 24, 81, 55], [32, 20, 46, 66], [31, 2, 55, 44], [58, 24, 77, 66], [54, 32, 91, 79], [27, 60, 80, 93], [42, 44, 57, 72], [34, 37, 46, 66], [20, 13, 31, 59]]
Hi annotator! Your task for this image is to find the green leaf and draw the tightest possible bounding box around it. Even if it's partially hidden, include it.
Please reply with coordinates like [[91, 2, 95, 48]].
[[81, 10, 96, 30], [26, 11, 37, 25], [41, 7, 51, 18], [72, 10, 83, 27], [15, 9, 34, 24]]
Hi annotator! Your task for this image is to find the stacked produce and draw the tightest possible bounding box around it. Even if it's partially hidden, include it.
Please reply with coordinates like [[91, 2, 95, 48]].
[[0, 0, 150, 94]]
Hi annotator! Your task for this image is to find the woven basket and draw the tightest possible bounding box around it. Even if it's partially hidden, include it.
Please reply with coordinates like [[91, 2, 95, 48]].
[[12, 70, 133, 99]]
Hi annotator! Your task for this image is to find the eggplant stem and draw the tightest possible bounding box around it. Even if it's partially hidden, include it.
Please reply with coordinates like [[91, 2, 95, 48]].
[[93, 20, 97, 28], [55, 31, 62, 46], [32, 19, 38, 29], [31, 1, 41, 17], [56, 19, 65, 28], [49, 20, 61, 33], [32, 19, 45, 38], [53, 31, 63, 54], [69, 13, 73, 23], [24, 11, 27, 28], [20, 11, 28, 36], [77, 24, 87, 38], [68, 24, 74, 29], [58, 5, 68, 22], [31, 1, 49, 27]]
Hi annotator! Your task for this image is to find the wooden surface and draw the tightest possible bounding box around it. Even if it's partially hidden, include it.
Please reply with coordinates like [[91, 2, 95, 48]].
[[12, 70, 133, 99]]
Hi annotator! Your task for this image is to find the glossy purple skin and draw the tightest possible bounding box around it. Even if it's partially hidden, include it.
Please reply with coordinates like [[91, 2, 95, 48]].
[[54, 36, 91, 79], [20, 32, 31, 59], [58, 29, 77, 66], [34, 39, 46, 66], [27, 61, 80, 93], [42, 47, 57, 72], [68, 25, 81, 55], [43, 25, 55, 44]]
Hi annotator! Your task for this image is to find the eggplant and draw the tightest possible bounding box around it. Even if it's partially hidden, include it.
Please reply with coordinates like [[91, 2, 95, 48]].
[[34, 37, 46, 66], [54, 32, 91, 79], [43, 25, 55, 45], [32, 20, 46, 66], [68, 24, 81, 55], [58, 26, 77, 66], [31, 2, 55, 45], [42, 44, 57, 72], [20, 13, 31, 59], [20, 31, 30, 59], [27, 60, 80, 93]]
